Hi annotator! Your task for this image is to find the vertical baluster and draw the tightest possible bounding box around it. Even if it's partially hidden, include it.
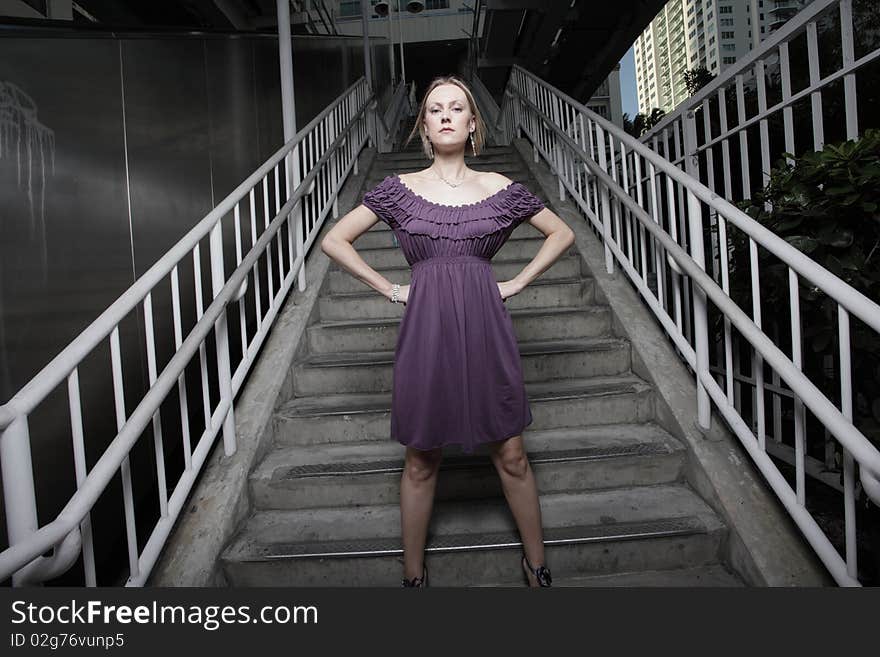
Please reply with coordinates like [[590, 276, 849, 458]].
[[284, 151, 294, 283], [771, 323, 783, 443], [756, 57, 771, 210], [779, 42, 796, 168], [683, 110, 710, 429], [665, 174, 684, 335], [789, 269, 806, 505], [838, 307, 857, 578], [273, 163, 284, 286], [595, 124, 614, 274], [840, 0, 858, 140], [806, 20, 825, 151], [609, 136, 622, 246], [674, 123, 693, 344], [635, 153, 648, 283], [749, 237, 766, 449], [588, 117, 599, 230], [192, 245, 211, 429], [249, 188, 263, 331], [576, 112, 586, 203], [292, 138, 306, 292], [718, 212, 734, 403], [110, 327, 139, 580], [67, 368, 97, 586], [142, 292, 168, 518], [262, 174, 275, 304], [736, 74, 751, 201], [233, 202, 247, 358], [648, 160, 665, 310], [620, 140, 634, 266], [702, 97, 721, 287], [210, 218, 237, 456], [170, 265, 192, 471]]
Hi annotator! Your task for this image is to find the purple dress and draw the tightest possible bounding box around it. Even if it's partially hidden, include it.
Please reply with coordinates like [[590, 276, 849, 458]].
[[361, 174, 546, 454]]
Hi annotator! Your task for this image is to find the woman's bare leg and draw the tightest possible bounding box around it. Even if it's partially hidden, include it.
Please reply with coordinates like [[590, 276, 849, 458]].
[[487, 435, 546, 586], [400, 446, 443, 581]]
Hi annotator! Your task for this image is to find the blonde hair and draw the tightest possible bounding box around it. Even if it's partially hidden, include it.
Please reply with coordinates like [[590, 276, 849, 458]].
[[404, 75, 487, 160]]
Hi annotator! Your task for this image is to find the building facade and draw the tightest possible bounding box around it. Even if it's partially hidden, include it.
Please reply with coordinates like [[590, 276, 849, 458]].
[[634, 0, 814, 114]]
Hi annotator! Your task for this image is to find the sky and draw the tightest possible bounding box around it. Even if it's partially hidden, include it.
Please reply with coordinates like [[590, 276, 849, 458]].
[[619, 44, 638, 118]]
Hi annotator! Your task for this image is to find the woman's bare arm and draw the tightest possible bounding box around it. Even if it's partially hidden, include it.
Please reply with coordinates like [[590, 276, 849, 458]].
[[320, 204, 399, 301], [509, 206, 577, 295]]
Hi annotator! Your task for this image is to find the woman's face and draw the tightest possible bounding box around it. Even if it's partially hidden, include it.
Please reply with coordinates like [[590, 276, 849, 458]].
[[422, 84, 474, 149]]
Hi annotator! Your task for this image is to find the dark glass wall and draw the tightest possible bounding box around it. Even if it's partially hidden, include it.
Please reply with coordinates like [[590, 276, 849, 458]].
[[0, 27, 390, 583]]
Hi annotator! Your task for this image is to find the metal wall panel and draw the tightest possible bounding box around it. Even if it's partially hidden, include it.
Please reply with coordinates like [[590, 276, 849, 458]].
[[0, 29, 383, 582]]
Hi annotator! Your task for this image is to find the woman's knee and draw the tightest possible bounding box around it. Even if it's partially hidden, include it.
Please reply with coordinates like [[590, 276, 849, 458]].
[[491, 437, 529, 479], [403, 447, 442, 482]]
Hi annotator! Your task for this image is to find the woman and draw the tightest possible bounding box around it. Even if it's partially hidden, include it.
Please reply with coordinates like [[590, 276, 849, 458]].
[[320, 74, 576, 587]]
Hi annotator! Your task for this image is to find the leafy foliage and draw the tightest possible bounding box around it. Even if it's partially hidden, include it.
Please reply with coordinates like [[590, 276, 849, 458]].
[[731, 129, 880, 457], [623, 108, 667, 138], [683, 66, 715, 96]]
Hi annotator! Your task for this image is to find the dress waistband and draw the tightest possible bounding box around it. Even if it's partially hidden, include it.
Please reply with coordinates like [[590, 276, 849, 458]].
[[411, 255, 491, 270]]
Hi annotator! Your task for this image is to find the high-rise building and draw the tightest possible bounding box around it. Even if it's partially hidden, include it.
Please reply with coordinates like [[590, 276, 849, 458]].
[[634, 0, 814, 115]]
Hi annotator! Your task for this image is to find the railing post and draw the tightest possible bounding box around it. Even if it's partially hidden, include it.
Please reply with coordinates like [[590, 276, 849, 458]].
[[1, 415, 39, 586], [209, 223, 237, 456], [683, 110, 711, 430], [594, 124, 614, 275]]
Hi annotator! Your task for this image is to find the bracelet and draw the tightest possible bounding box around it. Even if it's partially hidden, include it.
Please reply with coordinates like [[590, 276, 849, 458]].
[[389, 283, 401, 303]]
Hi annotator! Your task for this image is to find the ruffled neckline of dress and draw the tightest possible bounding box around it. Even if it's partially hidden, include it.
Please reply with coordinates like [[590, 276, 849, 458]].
[[390, 174, 517, 210], [362, 174, 545, 241]]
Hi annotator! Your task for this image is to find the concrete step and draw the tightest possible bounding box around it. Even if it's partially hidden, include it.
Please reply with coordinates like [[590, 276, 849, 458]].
[[250, 423, 686, 510], [272, 374, 655, 446], [326, 254, 585, 294], [318, 276, 592, 321], [306, 305, 613, 354], [477, 564, 746, 587], [220, 483, 726, 586], [348, 238, 564, 270], [291, 337, 632, 396]]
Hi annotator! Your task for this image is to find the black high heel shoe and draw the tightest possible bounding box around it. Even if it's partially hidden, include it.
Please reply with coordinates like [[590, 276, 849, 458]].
[[402, 564, 428, 587], [521, 553, 552, 587]]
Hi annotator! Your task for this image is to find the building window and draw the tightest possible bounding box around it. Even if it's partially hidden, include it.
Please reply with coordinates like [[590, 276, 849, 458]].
[[719, 5, 732, 13], [722, 56, 736, 64], [424, 0, 449, 9], [339, 1, 362, 17]]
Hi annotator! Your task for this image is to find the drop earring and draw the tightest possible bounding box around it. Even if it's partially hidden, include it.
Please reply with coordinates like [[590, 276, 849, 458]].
[[428, 140, 434, 159], [469, 131, 476, 157]]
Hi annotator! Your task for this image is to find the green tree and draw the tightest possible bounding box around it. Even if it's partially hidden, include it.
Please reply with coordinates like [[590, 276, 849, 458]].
[[683, 66, 716, 96]]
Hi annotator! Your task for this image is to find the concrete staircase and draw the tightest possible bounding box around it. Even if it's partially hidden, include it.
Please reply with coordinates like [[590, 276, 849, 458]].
[[218, 143, 746, 587]]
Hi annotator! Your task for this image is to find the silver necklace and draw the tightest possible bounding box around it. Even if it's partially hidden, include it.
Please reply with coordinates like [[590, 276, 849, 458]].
[[430, 166, 469, 188]]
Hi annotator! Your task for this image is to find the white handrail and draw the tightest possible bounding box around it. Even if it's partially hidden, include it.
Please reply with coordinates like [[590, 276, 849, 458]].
[[502, 61, 880, 585], [0, 75, 384, 585], [633, 0, 879, 490], [642, 0, 845, 143]]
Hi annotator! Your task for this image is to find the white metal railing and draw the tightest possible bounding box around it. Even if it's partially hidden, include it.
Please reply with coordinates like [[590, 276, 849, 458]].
[[0, 75, 394, 586], [637, 0, 880, 483], [374, 78, 412, 152], [469, 73, 506, 145], [500, 62, 880, 586]]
